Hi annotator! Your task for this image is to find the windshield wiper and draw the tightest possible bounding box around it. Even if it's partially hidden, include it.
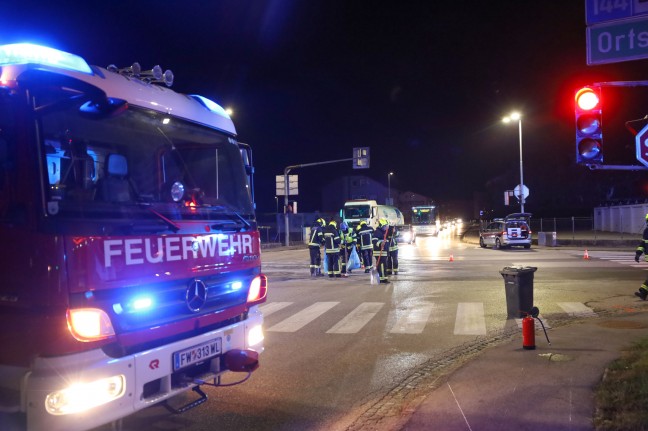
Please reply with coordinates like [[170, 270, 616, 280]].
[[206, 205, 251, 232], [146, 206, 181, 233]]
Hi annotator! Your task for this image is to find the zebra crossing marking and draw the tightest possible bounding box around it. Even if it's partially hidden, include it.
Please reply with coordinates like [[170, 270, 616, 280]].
[[326, 302, 385, 334], [557, 302, 597, 317], [566, 250, 648, 269], [266, 302, 339, 332], [454, 302, 486, 335], [259, 302, 293, 317], [389, 303, 435, 334], [263, 300, 596, 335]]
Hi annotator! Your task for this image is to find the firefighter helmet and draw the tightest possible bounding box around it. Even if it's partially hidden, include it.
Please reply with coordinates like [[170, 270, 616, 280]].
[[317, 218, 325, 227], [329, 220, 337, 228], [378, 218, 388, 227]]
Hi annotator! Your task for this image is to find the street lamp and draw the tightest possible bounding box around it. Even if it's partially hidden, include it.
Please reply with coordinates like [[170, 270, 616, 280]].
[[502, 112, 525, 213], [387, 172, 394, 205], [274, 196, 278, 213]]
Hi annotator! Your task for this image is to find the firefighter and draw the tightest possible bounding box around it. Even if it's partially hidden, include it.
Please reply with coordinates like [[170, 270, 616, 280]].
[[386, 223, 399, 276], [356, 220, 374, 273], [634, 214, 648, 300], [340, 222, 357, 276], [372, 218, 390, 284], [308, 218, 326, 277], [323, 220, 342, 278]]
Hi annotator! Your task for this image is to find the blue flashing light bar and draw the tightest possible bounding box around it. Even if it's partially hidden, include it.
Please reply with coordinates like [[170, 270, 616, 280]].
[[0, 43, 92, 74], [189, 94, 230, 118], [132, 296, 153, 311]]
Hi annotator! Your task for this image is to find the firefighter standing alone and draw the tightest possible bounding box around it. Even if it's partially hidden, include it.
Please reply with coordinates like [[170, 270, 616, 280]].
[[634, 214, 648, 300]]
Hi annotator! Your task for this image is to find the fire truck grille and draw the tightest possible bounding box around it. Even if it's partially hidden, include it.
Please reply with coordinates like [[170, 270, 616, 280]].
[[69, 267, 259, 334]]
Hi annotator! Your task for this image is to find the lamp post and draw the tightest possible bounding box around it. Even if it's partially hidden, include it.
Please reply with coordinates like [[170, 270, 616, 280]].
[[274, 196, 278, 213], [387, 172, 394, 205], [502, 112, 525, 213]]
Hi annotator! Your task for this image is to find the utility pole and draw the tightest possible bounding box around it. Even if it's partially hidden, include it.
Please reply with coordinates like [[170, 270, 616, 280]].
[[282, 157, 354, 246]]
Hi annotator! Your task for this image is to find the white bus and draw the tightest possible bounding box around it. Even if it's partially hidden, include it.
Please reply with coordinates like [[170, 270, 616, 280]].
[[411, 205, 441, 236]]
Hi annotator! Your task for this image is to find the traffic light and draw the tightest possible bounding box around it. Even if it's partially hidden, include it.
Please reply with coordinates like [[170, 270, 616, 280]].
[[575, 86, 603, 165]]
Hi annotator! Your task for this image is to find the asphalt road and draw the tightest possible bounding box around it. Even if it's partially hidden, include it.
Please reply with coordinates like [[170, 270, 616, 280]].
[[95, 227, 642, 431]]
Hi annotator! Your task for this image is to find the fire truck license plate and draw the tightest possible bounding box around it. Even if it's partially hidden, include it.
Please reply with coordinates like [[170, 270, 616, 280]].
[[173, 338, 222, 371]]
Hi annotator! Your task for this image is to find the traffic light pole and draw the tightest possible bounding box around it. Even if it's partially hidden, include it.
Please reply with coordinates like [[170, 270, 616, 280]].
[[517, 117, 524, 213], [283, 157, 354, 246]]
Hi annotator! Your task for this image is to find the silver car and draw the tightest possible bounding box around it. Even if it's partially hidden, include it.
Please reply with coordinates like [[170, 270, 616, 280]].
[[479, 213, 532, 249]]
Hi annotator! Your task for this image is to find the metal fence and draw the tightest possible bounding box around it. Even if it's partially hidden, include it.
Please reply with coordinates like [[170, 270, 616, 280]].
[[531, 217, 593, 234]]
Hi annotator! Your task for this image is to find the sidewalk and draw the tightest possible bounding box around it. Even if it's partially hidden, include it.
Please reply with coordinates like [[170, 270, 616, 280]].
[[399, 308, 648, 431], [397, 229, 648, 431]]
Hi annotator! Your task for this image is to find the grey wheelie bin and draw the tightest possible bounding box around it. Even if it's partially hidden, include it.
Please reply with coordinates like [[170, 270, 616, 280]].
[[500, 266, 537, 318]]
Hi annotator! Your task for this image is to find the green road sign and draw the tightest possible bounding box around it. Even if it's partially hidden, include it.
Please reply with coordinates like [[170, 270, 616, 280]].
[[587, 15, 648, 65]]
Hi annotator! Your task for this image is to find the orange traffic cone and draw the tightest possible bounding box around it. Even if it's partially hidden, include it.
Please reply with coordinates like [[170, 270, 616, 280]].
[[583, 249, 590, 260], [449, 254, 454, 262]]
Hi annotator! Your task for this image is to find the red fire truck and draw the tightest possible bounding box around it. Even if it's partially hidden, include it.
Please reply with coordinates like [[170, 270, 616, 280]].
[[0, 43, 267, 431]]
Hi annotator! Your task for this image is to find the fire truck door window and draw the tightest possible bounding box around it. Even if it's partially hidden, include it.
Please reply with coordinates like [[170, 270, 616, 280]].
[[57, 140, 96, 200]]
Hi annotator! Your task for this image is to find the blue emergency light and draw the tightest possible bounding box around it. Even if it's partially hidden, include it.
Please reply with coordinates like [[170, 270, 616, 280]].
[[0, 43, 93, 74]]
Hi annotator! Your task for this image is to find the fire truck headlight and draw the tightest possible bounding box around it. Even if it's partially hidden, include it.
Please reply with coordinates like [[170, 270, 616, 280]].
[[67, 308, 116, 342], [45, 375, 125, 415], [247, 324, 264, 347]]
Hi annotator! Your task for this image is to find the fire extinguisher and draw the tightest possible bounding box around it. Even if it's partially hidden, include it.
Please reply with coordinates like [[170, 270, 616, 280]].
[[522, 306, 550, 350], [522, 314, 536, 350]]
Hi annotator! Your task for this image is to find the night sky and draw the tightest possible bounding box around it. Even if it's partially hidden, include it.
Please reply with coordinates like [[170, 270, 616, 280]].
[[3, 1, 647, 217]]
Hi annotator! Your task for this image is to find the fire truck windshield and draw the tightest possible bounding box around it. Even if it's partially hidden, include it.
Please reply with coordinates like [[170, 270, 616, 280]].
[[29, 84, 254, 229]]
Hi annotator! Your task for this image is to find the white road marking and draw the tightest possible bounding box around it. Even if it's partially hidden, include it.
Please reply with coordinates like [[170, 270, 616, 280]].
[[454, 302, 486, 335], [259, 302, 293, 317], [326, 302, 385, 334], [389, 303, 435, 334], [557, 302, 597, 317], [267, 302, 339, 332]]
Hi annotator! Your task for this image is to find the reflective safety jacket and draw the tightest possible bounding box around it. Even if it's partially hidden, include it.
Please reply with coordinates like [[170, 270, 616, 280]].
[[386, 226, 399, 252], [323, 224, 341, 253], [372, 225, 389, 257], [308, 224, 324, 247], [356, 223, 374, 250], [341, 227, 356, 249]]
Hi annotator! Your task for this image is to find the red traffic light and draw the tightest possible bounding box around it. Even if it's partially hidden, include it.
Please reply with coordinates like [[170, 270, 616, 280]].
[[576, 87, 600, 111], [575, 86, 603, 165]]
